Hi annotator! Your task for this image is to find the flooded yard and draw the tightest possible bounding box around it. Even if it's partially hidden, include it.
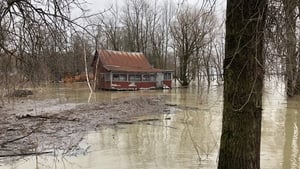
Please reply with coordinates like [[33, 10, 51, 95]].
[[0, 77, 299, 169]]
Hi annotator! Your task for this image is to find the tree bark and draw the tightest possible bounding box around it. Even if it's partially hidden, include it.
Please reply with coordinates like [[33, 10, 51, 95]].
[[218, 0, 267, 169]]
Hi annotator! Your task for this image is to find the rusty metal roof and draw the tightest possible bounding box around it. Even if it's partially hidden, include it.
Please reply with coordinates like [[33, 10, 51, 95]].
[[95, 50, 161, 73]]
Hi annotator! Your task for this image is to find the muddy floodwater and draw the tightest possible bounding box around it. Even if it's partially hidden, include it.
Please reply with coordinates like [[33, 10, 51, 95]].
[[0, 77, 299, 169]]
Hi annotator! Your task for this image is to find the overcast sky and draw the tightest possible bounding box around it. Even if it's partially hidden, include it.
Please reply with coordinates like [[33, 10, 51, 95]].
[[85, 0, 226, 15]]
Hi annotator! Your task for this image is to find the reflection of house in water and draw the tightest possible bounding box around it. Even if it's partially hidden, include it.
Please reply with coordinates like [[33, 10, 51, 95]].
[[91, 50, 173, 90]]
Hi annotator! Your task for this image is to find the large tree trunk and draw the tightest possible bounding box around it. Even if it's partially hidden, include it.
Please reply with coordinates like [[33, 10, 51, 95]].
[[218, 0, 267, 169], [283, 0, 297, 97]]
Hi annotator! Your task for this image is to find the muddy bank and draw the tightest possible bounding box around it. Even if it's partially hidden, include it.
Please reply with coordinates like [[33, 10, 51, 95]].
[[0, 96, 170, 162]]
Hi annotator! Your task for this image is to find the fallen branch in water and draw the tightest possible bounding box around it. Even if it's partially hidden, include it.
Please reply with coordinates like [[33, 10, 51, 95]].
[[1, 124, 43, 147], [117, 121, 134, 125], [0, 151, 52, 157], [16, 114, 79, 122], [117, 118, 160, 125], [116, 118, 177, 129], [137, 118, 160, 122], [144, 123, 178, 129], [165, 103, 177, 107], [1, 130, 35, 146]]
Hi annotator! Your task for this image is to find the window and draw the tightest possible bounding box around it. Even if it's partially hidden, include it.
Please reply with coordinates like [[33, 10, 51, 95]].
[[119, 74, 127, 81], [164, 72, 172, 80], [142, 74, 156, 81], [150, 74, 156, 81], [112, 74, 127, 81], [129, 74, 141, 81], [113, 74, 119, 81], [142, 74, 150, 81]]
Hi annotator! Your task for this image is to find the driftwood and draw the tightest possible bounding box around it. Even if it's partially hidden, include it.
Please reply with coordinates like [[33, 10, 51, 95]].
[[117, 121, 134, 125], [16, 114, 79, 122], [0, 151, 52, 157], [1, 124, 42, 147], [165, 103, 177, 107], [117, 118, 160, 125], [145, 123, 177, 129], [116, 118, 177, 129], [9, 90, 33, 97], [137, 118, 160, 122], [1, 131, 35, 146]]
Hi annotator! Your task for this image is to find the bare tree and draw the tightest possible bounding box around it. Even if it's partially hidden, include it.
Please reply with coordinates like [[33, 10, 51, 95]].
[[0, 0, 98, 89], [212, 36, 225, 83], [170, 5, 215, 86], [161, 0, 175, 69], [265, 0, 300, 96], [95, 0, 176, 69], [265, 0, 285, 76], [283, 0, 298, 96], [121, 0, 149, 53], [97, 3, 122, 51]]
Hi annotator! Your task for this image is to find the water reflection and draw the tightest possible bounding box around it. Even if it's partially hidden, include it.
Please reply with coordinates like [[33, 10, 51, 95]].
[[261, 76, 286, 169], [82, 111, 221, 169], [1, 77, 300, 169], [282, 95, 300, 169]]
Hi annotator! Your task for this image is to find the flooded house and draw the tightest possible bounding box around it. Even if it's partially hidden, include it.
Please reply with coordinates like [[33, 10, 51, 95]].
[[91, 50, 173, 90]]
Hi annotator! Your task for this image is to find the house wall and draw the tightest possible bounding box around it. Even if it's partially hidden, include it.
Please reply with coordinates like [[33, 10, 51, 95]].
[[163, 80, 172, 88], [136, 82, 157, 89], [93, 53, 172, 90], [97, 73, 172, 90], [108, 81, 157, 90], [100, 81, 172, 90], [95, 58, 109, 89], [99, 81, 111, 89]]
